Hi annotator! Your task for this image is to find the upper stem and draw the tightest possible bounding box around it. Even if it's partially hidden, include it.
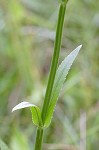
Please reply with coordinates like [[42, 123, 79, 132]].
[[41, 1, 68, 124]]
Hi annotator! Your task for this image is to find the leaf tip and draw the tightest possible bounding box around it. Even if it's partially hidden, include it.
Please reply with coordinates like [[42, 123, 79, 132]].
[[12, 105, 18, 112], [78, 44, 82, 50], [74, 44, 82, 55], [79, 44, 82, 48], [11, 108, 14, 112]]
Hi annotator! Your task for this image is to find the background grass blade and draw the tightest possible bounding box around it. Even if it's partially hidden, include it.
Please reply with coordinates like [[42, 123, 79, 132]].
[[44, 45, 82, 127]]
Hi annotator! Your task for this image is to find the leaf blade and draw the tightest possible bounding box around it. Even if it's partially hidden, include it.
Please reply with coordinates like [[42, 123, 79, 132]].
[[44, 45, 82, 127], [30, 106, 43, 127], [12, 101, 36, 112], [12, 101, 42, 127]]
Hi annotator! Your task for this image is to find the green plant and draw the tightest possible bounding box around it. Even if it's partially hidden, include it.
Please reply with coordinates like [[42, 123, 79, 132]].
[[12, 0, 82, 150]]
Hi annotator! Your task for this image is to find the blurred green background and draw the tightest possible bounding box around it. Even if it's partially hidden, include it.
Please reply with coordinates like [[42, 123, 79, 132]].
[[0, 0, 99, 149]]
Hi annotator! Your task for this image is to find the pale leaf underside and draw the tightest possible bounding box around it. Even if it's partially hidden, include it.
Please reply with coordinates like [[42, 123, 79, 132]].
[[12, 101, 42, 127]]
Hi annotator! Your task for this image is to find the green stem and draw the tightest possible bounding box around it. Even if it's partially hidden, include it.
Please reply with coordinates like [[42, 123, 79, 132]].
[[34, 1, 68, 150], [34, 128, 43, 150], [41, 1, 68, 124]]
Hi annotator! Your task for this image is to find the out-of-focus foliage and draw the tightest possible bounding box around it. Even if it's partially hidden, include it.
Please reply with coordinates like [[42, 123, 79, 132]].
[[0, 0, 99, 149], [0, 139, 10, 150]]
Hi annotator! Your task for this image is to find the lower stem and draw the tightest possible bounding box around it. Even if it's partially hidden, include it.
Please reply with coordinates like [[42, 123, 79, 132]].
[[34, 128, 44, 150]]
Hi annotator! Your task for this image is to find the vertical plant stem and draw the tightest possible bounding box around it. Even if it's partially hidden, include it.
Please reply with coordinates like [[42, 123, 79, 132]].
[[34, 128, 43, 150], [41, 0, 68, 124], [34, 1, 68, 150]]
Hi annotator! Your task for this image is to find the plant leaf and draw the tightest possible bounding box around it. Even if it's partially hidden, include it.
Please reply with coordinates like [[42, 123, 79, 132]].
[[44, 45, 82, 127], [12, 101, 42, 127], [30, 106, 43, 127]]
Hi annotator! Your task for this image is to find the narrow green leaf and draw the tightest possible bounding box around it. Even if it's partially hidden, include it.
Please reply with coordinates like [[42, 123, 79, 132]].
[[12, 101, 42, 127], [44, 45, 82, 127]]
